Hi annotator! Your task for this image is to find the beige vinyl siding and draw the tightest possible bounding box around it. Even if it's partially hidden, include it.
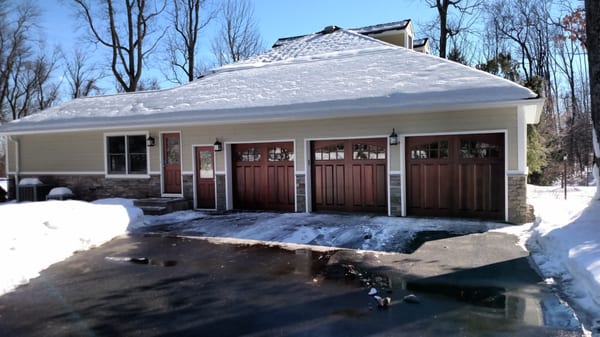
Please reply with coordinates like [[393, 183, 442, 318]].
[[17, 132, 104, 172], [9, 106, 519, 174]]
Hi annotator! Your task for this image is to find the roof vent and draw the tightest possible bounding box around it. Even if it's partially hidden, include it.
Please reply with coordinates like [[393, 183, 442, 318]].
[[320, 25, 341, 34]]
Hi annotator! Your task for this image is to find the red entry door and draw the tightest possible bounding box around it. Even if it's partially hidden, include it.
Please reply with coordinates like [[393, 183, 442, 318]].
[[195, 146, 216, 209], [162, 133, 182, 194]]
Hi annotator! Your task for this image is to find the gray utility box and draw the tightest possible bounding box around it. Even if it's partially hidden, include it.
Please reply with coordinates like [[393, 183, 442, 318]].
[[17, 178, 51, 202]]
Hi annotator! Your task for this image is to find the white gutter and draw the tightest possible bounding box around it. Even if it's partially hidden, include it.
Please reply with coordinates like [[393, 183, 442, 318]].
[[0, 98, 546, 137], [8, 136, 20, 201]]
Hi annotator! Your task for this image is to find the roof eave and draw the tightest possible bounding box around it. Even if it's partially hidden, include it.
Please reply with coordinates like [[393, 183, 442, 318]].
[[0, 97, 545, 136]]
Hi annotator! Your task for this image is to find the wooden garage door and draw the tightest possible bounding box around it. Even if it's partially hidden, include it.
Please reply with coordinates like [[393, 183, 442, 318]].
[[232, 142, 295, 211], [312, 138, 387, 213], [406, 133, 505, 220]]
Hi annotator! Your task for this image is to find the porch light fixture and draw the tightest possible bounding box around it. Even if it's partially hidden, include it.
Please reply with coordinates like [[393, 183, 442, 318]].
[[214, 139, 223, 152], [389, 128, 398, 146], [146, 136, 156, 147]]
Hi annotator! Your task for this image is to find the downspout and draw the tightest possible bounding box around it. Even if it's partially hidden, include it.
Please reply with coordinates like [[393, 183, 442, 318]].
[[8, 136, 20, 201]]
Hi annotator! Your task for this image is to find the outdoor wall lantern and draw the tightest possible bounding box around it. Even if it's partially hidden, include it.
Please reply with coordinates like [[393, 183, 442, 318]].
[[389, 128, 399, 146], [214, 139, 223, 152], [146, 136, 156, 147]]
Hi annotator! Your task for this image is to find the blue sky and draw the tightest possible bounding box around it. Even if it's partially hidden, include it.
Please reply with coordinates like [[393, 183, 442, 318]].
[[39, 0, 433, 53], [36, 0, 434, 91]]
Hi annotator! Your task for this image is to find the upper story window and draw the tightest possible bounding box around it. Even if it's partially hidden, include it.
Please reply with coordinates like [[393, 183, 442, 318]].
[[106, 134, 148, 175]]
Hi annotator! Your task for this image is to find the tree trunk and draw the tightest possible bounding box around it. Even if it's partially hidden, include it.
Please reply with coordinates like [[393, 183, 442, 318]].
[[585, 0, 600, 198]]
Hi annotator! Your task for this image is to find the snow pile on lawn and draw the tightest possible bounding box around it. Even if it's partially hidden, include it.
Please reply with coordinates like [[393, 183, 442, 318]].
[[0, 199, 143, 295], [525, 185, 600, 331]]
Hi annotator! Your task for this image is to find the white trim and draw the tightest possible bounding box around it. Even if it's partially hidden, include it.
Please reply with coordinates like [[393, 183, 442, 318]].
[[400, 136, 407, 216], [304, 139, 312, 213], [517, 106, 527, 174], [181, 171, 194, 175], [215, 170, 226, 175], [103, 131, 151, 178], [192, 144, 218, 211], [224, 143, 233, 210], [506, 170, 528, 176], [389, 170, 402, 175], [159, 131, 184, 197]]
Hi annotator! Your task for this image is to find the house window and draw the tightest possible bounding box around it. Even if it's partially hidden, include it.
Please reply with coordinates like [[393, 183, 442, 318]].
[[106, 135, 148, 175]]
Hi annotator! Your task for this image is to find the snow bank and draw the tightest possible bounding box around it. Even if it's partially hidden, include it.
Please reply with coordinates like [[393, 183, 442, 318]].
[[526, 185, 600, 327], [0, 199, 143, 295]]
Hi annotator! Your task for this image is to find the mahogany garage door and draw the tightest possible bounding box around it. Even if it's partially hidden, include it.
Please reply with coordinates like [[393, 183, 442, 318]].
[[405, 133, 505, 220], [311, 138, 387, 213], [232, 142, 295, 211]]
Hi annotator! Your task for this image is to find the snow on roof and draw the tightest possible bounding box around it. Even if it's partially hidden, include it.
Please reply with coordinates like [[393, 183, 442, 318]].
[[0, 28, 539, 135], [351, 20, 411, 35]]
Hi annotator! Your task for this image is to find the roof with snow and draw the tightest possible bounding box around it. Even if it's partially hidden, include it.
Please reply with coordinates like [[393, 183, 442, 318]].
[[0, 26, 540, 135]]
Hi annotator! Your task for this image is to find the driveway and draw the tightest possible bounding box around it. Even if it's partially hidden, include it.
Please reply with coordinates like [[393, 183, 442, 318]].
[[0, 223, 582, 337]]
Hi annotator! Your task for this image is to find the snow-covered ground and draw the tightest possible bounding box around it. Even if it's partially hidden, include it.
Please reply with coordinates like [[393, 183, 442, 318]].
[[1, 186, 599, 334], [0, 199, 143, 295]]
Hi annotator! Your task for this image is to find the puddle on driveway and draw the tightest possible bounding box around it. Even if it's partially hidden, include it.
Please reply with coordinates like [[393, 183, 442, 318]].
[[226, 241, 582, 335]]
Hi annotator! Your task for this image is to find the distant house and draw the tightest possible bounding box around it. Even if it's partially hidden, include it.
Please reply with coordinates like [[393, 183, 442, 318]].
[[0, 21, 542, 223]]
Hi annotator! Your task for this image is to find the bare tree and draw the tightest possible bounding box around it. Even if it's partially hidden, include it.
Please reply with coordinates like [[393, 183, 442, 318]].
[[425, 0, 483, 59], [211, 0, 263, 66], [72, 0, 166, 92], [6, 47, 61, 119], [164, 0, 214, 83], [63, 49, 104, 99], [585, 0, 600, 194], [0, 0, 37, 121]]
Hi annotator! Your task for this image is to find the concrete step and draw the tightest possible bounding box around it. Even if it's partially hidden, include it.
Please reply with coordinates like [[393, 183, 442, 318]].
[[134, 198, 191, 215]]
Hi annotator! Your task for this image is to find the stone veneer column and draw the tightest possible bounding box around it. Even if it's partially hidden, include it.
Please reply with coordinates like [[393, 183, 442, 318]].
[[507, 174, 533, 224], [389, 173, 402, 216], [295, 174, 306, 212], [215, 174, 226, 211]]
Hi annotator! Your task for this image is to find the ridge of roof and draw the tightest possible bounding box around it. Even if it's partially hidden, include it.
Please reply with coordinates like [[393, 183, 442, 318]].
[[227, 28, 394, 68]]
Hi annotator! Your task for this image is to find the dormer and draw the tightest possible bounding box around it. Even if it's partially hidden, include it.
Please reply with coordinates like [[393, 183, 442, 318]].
[[353, 20, 414, 49], [413, 38, 431, 54]]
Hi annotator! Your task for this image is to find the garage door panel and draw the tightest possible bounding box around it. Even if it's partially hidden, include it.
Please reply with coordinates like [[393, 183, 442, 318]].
[[407, 134, 504, 220], [312, 139, 387, 213], [232, 143, 294, 211], [408, 163, 422, 209]]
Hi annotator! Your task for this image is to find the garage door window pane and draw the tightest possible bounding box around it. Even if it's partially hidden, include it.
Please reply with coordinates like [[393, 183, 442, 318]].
[[314, 144, 344, 161], [411, 141, 448, 159], [268, 147, 293, 161], [353, 143, 385, 160], [461, 141, 501, 159], [238, 148, 261, 161]]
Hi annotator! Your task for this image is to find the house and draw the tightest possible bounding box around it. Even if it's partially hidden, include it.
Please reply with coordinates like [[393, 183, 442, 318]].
[[0, 21, 543, 223]]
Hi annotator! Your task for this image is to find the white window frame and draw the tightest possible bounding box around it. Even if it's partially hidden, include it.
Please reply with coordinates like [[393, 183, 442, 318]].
[[104, 131, 151, 178]]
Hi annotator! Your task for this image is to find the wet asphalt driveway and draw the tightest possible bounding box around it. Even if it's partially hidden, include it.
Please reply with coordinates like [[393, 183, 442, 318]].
[[0, 229, 583, 336]]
